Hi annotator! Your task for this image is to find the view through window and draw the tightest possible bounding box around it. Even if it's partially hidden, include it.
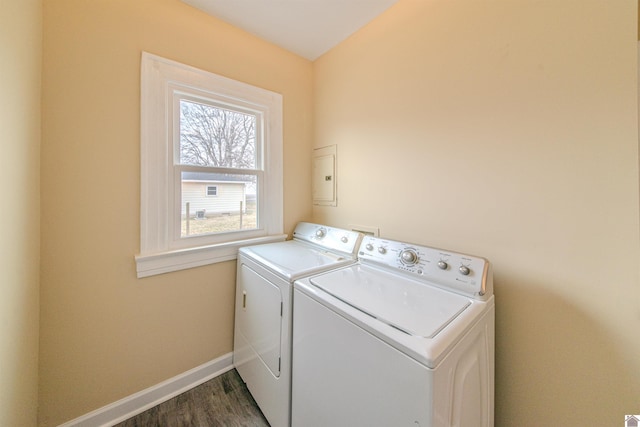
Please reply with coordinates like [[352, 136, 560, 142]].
[[177, 99, 260, 237]]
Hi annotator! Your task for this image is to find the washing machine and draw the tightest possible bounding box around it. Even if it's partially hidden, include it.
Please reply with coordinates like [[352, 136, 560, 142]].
[[233, 222, 362, 427], [292, 235, 495, 427]]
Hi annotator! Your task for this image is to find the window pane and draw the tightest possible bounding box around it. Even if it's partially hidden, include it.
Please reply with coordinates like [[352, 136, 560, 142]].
[[181, 171, 257, 237], [179, 99, 257, 169]]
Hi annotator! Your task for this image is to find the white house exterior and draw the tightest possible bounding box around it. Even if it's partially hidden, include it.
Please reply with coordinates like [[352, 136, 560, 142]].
[[181, 173, 248, 218]]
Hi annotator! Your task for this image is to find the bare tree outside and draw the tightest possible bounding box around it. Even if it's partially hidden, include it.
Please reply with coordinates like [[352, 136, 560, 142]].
[[178, 99, 258, 237], [180, 100, 256, 168]]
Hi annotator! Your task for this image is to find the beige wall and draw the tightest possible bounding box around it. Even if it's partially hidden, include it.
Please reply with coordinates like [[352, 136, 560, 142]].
[[29, 0, 640, 425], [313, 0, 639, 425], [0, 1, 42, 426], [39, 0, 312, 424]]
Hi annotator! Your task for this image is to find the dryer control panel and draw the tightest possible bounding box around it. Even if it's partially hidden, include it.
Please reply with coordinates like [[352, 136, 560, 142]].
[[358, 236, 492, 300], [293, 222, 362, 256]]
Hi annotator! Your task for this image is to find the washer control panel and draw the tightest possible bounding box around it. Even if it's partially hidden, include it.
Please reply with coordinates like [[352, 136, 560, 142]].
[[358, 236, 491, 299], [293, 222, 362, 256]]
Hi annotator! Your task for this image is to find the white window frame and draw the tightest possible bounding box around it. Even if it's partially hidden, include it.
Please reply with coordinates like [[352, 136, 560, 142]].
[[135, 52, 285, 278]]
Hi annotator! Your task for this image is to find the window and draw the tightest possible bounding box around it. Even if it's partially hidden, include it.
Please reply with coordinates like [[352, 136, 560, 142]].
[[177, 98, 257, 238], [136, 53, 285, 278]]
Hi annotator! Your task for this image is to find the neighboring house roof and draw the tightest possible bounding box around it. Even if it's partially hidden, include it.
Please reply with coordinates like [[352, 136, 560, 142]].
[[626, 415, 640, 427], [182, 172, 249, 183]]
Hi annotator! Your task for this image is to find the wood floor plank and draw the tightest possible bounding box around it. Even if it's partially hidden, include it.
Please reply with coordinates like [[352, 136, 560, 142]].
[[115, 369, 270, 427]]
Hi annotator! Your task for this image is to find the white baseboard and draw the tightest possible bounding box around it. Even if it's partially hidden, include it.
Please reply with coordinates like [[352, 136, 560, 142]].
[[58, 352, 234, 427]]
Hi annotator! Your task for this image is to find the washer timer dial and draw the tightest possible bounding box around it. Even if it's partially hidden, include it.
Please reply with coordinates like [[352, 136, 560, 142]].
[[400, 249, 419, 265]]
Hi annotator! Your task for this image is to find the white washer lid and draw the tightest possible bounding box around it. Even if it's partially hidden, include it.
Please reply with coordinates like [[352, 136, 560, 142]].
[[309, 265, 471, 338], [240, 241, 351, 281]]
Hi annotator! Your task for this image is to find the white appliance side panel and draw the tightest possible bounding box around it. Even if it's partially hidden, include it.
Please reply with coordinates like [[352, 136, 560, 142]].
[[236, 264, 282, 376], [434, 305, 495, 427], [292, 289, 434, 427], [452, 333, 486, 427]]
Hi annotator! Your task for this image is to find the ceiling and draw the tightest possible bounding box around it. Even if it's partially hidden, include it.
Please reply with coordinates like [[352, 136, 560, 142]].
[[181, 0, 399, 61]]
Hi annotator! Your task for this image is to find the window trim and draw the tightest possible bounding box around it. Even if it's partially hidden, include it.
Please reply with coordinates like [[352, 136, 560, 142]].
[[136, 52, 285, 278]]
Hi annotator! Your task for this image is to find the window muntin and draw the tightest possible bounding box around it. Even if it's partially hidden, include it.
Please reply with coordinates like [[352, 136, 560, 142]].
[[206, 185, 217, 196]]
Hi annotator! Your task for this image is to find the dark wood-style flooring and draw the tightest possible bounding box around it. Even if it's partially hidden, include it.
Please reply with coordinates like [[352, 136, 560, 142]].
[[114, 369, 270, 427]]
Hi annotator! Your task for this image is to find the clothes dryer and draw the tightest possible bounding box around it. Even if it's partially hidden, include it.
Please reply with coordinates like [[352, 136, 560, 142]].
[[292, 235, 495, 427], [234, 222, 361, 427]]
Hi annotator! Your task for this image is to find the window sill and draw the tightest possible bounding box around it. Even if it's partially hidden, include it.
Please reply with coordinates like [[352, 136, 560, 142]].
[[135, 234, 287, 278]]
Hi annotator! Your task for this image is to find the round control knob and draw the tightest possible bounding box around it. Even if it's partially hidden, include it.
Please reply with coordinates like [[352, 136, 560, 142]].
[[378, 246, 387, 254], [365, 243, 374, 251], [459, 265, 471, 276], [341, 236, 348, 243], [315, 228, 326, 238], [400, 249, 418, 265], [437, 260, 448, 270]]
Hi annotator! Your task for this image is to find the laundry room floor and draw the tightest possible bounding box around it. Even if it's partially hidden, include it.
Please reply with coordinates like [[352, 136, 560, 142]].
[[114, 369, 270, 427]]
